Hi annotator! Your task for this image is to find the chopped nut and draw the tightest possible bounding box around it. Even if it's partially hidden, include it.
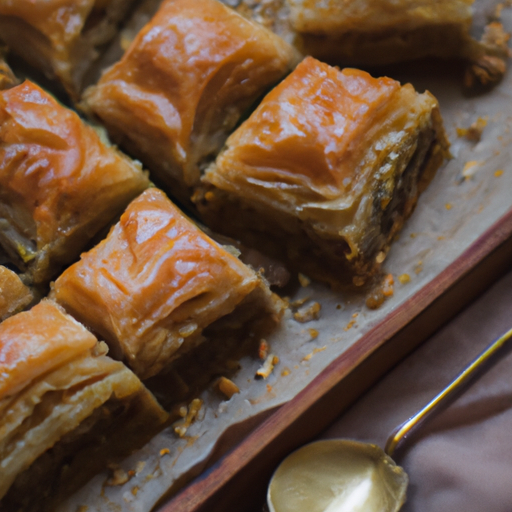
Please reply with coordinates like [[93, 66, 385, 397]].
[[293, 302, 321, 323], [298, 273, 311, 287], [281, 368, 291, 377], [256, 354, 277, 379], [495, 169, 504, 177], [308, 328, 319, 340], [457, 117, 488, 142], [398, 274, 411, 284], [131, 487, 139, 497], [258, 339, 269, 359], [445, 203, 453, 210], [173, 399, 203, 438], [290, 296, 310, 308], [106, 468, 130, 487], [382, 274, 394, 298], [135, 461, 145, 475], [217, 376, 240, 399], [159, 448, 170, 457]]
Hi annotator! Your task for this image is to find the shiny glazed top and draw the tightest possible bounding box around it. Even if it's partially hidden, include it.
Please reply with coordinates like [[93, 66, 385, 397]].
[[0, 81, 148, 251], [86, 0, 297, 186], [211, 57, 401, 200], [52, 188, 261, 377], [0, 300, 97, 401]]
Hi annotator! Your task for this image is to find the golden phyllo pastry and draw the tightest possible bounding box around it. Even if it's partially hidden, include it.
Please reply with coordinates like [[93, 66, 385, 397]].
[[84, 0, 299, 203], [0, 0, 138, 98], [0, 300, 168, 512], [0, 266, 32, 321], [0, 81, 149, 286], [197, 57, 449, 286], [52, 188, 283, 380]]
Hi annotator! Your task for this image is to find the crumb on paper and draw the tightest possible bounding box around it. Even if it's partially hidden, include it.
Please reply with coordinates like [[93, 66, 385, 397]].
[[135, 461, 145, 475], [382, 274, 394, 298], [173, 398, 203, 438], [457, 117, 488, 142], [366, 274, 394, 309], [160, 448, 170, 457], [344, 319, 357, 330], [266, 384, 273, 393], [398, 274, 411, 285], [308, 328, 319, 340], [106, 468, 131, 487], [410, 233, 417, 238], [290, 296, 310, 308], [131, 487, 139, 497], [495, 169, 504, 177], [298, 273, 311, 287], [336, 304, 342, 310], [445, 203, 453, 210], [462, 160, 481, 180], [302, 346, 327, 362], [256, 354, 278, 379], [437, 236, 445, 241], [258, 339, 269, 360], [217, 376, 240, 399], [415, 261, 423, 274], [294, 301, 321, 323], [281, 367, 291, 377]]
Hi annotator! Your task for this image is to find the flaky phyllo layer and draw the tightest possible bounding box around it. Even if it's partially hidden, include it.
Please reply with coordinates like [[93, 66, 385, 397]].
[[0, 301, 167, 510], [0, 0, 139, 97], [0, 81, 149, 286], [84, 0, 299, 202], [198, 57, 449, 284], [52, 188, 284, 380]]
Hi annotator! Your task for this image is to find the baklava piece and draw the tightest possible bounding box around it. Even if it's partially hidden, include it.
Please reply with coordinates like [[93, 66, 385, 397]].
[[52, 188, 284, 380], [288, 0, 510, 85], [84, 0, 299, 204], [0, 266, 33, 321], [197, 57, 450, 286], [0, 300, 167, 512], [0, 0, 138, 98], [0, 81, 149, 287]]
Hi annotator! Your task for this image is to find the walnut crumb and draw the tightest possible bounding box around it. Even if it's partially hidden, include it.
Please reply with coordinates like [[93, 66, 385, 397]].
[[294, 302, 321, 323], [256, 354, 277, 379], [217, 376, 240, 399]]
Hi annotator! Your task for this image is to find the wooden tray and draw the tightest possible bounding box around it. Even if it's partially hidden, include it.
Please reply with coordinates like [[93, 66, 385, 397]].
[[159, 206, 512, 512]]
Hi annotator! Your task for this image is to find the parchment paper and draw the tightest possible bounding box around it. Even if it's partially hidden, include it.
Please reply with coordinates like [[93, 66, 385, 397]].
[[57, 1, 512, 510]]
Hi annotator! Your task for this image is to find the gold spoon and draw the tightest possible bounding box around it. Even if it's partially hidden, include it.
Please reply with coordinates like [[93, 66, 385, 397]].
[[267, 326, 512, 512]]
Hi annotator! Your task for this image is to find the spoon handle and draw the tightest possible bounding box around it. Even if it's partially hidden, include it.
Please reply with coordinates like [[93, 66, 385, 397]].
[[385, 326, 512, 457]]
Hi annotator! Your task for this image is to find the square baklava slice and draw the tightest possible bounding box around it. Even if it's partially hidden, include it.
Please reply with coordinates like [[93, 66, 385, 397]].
[[84, 0, 299, 204], [196, 57, 449, 286], [0, 300, 167, 512], [52, 188, 284, 380], [0, 0, 138, 98], [0, 81, 149, 287]]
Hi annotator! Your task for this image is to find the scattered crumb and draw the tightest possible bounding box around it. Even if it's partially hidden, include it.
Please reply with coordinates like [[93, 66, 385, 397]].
[[173, 399, 203, 438], [415, 261, 423, 274], [256, 354, 277, 379], [352, 312, 358, 318], [159, 448, 170, 457], [258, 339, 269, 360], [462, 160, 481, 180], [382, 274, 394, 297], [410, 233, 417, 238], [106, 468, 130, 487], [445, 203, 453, 210], [437, 236, 445, 241], [457, 117, 488, 142], [336, 304, 342, 310], [281, 367, 291, 377], [308, 328, 319, 340], [398, 274, 411, 285], [290, 296, 310, 308], [344, 319, 357, 330], [298, 273, 311, 287], [294, 302, 321, 323], [302, 346, 327, 361], [178, 405, 187, 418], [266, 384, 273, 393], [217, 376, 240, 399], [135, 461, 145, 475], [131, 487, 139, 497], [495, 169, 504, 177]]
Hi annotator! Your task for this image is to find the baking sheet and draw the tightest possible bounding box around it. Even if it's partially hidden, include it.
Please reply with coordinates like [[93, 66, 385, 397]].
[[58, 1, 512, 511]]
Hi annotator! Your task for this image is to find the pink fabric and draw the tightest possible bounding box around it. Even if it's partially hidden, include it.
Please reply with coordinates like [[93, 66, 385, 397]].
[[320, 270, 512, 512]]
